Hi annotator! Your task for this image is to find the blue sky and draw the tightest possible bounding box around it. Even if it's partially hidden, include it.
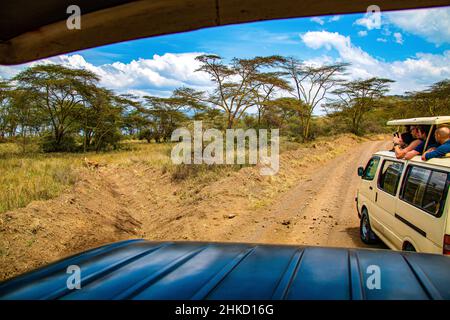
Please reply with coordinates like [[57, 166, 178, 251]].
[[79, 11, 446, 65], [1, 6, 449, 113]]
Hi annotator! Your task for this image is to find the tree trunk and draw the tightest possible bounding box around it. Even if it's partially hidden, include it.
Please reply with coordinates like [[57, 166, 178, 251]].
[[257, 108, 261, 127], [303, 115, 312, 141], [227, 113, 233, 129]]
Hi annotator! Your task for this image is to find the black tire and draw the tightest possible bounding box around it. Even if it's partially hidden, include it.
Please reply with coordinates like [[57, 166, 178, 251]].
[[360, 209, 379, 244], [403, 243, 416, 252]]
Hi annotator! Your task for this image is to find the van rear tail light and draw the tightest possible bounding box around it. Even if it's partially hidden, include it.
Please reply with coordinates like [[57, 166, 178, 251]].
[[444, 235, 450, 255]]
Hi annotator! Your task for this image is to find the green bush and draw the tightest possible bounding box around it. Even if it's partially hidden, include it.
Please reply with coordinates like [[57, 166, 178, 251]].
[[91, 129, 122, 151], [40, 133, 78, 153]]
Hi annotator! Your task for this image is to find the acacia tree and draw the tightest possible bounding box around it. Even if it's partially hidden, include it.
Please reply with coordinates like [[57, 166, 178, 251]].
[[138, 96, 189, 142], [1, 81, 46, 142], [0, 80, 12, 139], [327, 77, 394, 135], [407, 80, 450, 116], [8, 89, 46, 151], [282, 58, 348, 140], [80, 88, 132, 152], [13, 64, 100, 151], [180, 55, 289, 129], [263, 97, 310, 138], [250, 71, 291, 128]]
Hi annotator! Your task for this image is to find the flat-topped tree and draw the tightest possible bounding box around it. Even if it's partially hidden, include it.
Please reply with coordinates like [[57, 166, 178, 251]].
[[282, 57, 349, 141], [0, 80, 12, 139], [139, 95, 189, 143], [13, 64, 100, 151], [250, 70, 292, 128], [327, 77, 394, 135], [407, 80, 450, 116], [81, 87, 130, 152], [180, 54, 289, 129]]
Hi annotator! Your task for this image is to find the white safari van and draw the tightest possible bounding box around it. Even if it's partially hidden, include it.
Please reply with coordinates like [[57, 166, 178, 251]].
[[356, 116, 450, 255]]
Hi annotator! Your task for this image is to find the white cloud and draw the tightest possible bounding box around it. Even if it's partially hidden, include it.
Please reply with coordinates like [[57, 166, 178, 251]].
[[310, 15, 340, 26], [310, 17, 325, 25], [300, 31, 450, 95], [329, 15, 341, 22], [0, 53, 213, 96], [381, 27, 392, 36], [303, 55, 335, 67], [393, 32, 404, 45], [301, 31, 377, 69], [354, 10, 381, 30], [376, 38, 387, 43], [353, 7, 449, 45], [358, 31, 368, 37], [386, 7, 450, 45]]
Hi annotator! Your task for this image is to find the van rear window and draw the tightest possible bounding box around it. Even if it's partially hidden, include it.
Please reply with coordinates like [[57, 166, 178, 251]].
[[401, 166, 450, 217]]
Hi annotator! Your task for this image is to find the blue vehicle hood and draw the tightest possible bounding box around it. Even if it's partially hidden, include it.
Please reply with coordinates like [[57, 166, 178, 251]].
[[1, 239, 449, 300]]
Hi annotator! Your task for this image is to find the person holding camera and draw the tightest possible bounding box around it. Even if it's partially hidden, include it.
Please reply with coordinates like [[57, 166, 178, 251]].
[[393, 125, 422, 159]]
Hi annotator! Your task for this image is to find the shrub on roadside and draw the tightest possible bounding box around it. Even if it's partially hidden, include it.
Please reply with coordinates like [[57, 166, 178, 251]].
[[40, 133, 78, 153]]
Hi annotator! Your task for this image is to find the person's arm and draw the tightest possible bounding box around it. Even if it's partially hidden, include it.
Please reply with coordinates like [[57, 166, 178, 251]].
[[404, 150, 420, 160], [424, 144, 450, 160], [395, 139, 421, 159], [421, 147, 436, 161], [394, 145, 405, 158]]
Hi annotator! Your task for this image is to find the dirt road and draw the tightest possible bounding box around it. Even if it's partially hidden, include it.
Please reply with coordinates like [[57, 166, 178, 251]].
[[228, 139, 391, 248]]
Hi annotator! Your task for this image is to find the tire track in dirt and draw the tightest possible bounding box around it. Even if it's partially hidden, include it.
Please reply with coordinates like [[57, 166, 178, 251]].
[[228, 139, 391, 248]]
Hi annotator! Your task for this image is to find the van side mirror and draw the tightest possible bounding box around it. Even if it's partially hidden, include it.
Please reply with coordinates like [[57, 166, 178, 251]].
[[357, 167, 364, 177]]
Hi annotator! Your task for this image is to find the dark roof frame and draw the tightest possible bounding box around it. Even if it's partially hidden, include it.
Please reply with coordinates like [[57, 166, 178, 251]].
[[1, 0, 449, 65]]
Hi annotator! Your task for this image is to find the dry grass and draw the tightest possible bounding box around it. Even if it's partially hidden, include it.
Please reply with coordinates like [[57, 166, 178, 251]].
[[0, 141, 175, 214], [0, 136, 330, 214], [0, 144, 77, 213]]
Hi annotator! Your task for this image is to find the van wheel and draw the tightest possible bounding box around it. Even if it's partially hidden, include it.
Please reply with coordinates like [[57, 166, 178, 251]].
[[360, 209, 379, 244], [403, 243, 416, 252]]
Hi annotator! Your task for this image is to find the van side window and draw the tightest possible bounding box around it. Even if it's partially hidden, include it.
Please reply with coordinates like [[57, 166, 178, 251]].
[[363, 157, 380, 181], [378, 160, 404, 195], [401, 166, 449, 216]]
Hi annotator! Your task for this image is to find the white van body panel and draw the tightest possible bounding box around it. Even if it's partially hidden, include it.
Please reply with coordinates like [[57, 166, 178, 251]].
[[356, 151, 450, 254]]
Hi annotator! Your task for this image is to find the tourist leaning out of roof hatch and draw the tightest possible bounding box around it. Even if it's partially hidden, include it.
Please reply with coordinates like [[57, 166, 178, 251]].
[[393, 125, 422, 159], [399, 125, 415, 147], [402, 125, 437, 160], [422, 125, 450, 161]]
